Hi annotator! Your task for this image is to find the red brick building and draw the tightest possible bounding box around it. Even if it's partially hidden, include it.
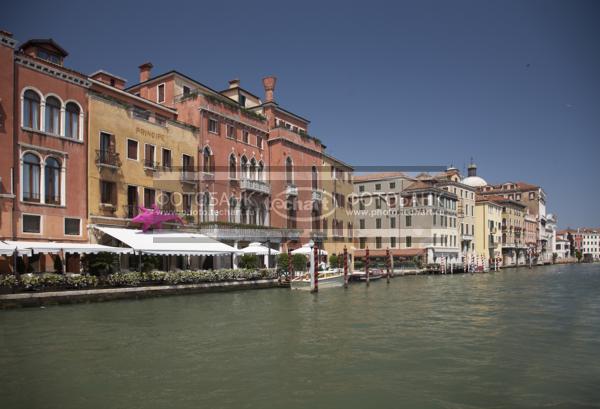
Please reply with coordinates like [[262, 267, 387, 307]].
[[0, 34, 89, 272]]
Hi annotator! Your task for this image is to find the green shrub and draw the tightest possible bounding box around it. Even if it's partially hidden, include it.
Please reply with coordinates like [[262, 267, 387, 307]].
[[292, 254, 308, 272], [276, 253, 290, 271], [238, 254, 259, 269], [328, 254, 339, 268], [82, 253, 119, 276], [0, 275, 18, 288], [105, 272, 143, 287]]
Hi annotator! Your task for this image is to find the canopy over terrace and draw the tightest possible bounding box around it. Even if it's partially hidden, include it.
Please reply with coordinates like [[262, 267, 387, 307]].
[[240, 242, 281, 256], [291, 244, 328, 256], [4, 241, 133, 256], [93, 226, 237, 256]]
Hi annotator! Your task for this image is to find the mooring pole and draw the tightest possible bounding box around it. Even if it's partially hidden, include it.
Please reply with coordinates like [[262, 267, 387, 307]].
[[386, 247, 391, 284], [311, 245, 318, 293], [365, 247, 370, 287], [343, 246, 348, 288]]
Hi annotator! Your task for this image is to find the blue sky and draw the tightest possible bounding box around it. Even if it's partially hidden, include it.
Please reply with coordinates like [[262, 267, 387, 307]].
[[3, 0, 599, 228]]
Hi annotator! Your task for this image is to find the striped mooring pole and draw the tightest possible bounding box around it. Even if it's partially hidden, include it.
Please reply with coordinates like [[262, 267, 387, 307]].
[[365, 247, 370, 287], [312, 245, 319, 293], [386, 247, 391, 284], [343, 246, 349, 288]]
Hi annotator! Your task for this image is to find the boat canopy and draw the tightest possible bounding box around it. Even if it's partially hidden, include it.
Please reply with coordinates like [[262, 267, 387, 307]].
[[94, 226, 237, 256]]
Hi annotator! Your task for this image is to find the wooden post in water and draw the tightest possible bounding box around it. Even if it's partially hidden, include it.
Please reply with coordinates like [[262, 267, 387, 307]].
[[365, 247, 370, 287], [312, 245, 319, 293], [343, 246, 349, 288], [386, 247, 391, 284]]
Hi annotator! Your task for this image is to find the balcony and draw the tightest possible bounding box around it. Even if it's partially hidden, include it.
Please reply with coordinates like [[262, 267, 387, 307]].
[[198, 222, 300, 241], [240, 178, 271, 195], [311, 189, 323, 202], [123, 204, 139, 219], [143, 159, 159, 171], [180, 171, 197, 185], [286, 184, 298, 197], [95, 150, 121, 169]]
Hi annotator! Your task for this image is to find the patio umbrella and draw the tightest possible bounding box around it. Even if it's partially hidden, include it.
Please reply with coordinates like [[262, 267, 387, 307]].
[[239, 242, 280, 256], [291, 243, 328, 256]]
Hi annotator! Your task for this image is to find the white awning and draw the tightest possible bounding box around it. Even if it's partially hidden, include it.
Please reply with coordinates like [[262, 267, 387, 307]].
[[0, 241, 18, 256], [4, 241, 134, 255], [94, 226, 237, 256], [291, 244, 328, 256], [239, 242, 281, 256]]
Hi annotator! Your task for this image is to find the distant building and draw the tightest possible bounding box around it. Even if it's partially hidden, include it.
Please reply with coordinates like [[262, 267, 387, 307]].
[[474, 196, 503, 261]]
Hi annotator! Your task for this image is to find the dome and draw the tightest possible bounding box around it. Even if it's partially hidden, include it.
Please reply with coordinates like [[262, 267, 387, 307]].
[[462, 176, 487, 187]]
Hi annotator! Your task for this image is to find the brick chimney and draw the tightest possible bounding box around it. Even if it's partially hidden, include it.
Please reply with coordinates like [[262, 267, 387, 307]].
[[228, 78, 240, 89], [139, 62, 153, 83], [262, 76, 277, 103]]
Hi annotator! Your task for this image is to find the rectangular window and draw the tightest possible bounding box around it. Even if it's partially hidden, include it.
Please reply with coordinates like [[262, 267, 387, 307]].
[[64, 218, 81, 236], [390, 182, 396, 189], [183, 194, 193, 214], [433, 234, 437, 246], [227, 125, 235, 139], [376, 198, 381, 209], [359, 237, 367, 249], [144, 188, 156, 208], [389, 197, 396, 208], [359, 185, 365, 192], [243, 130, 249, 144], [157, 84, 165, 103], [256, 134, 263, 149], [376, 237, 382, 249], [406, 215, 412, 227], [144, 144, 155, 168], [391, 237, 396, 248], [375, 183, 381, 191], [127, 185, 138, 218], [208, 118, 219, 134], [359, 200, 365, 210], [182, 85, 191, 96], [100, 181, 117, 205], [359, 219, 365, 229], [376, 218, 382, 229], [22, 214, 41, 233], [390, 217, 396, 228], [127, 139, 138, 160], [433, 214, 436, 225], [406, 236, 412, 248], [162, 148, 172, 169]]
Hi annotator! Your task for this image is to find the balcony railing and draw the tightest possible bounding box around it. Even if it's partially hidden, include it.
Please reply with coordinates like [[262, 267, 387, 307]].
[[240, 178, 271, 195], [286, 184, 298, 197], [197, 222, 300, 241], [180, 171, 197, 184], [45, 195, 61, 205], [95, 150, 121, 168], [123, 204, 139, 219], [22, 192, 40, 203], [143, 159, 159, 170]]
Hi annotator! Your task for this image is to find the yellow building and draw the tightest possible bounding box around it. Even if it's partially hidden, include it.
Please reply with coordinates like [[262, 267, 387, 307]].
[[321, 153, 354, 264], [497, 198, 527, 266], [475, 196, 502, 261], [87, 77, 199, 229]]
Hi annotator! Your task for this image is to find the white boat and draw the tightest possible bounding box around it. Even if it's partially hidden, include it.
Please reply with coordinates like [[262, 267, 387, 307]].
[[290, 270, 344, 290]]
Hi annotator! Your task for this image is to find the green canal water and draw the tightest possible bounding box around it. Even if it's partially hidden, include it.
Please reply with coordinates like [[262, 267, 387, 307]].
[[1, 264, 600, 409]]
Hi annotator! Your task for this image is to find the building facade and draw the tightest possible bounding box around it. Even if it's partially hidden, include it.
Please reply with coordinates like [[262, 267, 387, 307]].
[[321, 153, 353, 259], [474, 196, 503, 262]]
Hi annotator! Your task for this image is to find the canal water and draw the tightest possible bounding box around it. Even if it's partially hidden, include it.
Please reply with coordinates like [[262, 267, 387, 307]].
[[1, 264, 600, 409]]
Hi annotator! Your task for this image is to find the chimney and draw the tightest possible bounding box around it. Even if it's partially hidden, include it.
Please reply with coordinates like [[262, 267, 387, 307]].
[[262, 76, 277, 102], [139, 62, 153, 83], [0, 29, 13, 38], [228, 78, 240, 89]]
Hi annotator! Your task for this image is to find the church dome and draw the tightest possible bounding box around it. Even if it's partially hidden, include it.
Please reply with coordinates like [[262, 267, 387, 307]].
[[462, 175, 488, 187]]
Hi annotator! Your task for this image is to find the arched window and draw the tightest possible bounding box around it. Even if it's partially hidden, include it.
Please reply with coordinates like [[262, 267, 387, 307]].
[[250, 158, 257, 180], [286, 156, 293, 185], [22, 153, 41, 202], [259, 203, 267, 226], [23, 90, 41, 130], [240, 199, 247, 224], [45, 157, 61, 205], [258, 161, 264, 181], [287, 197, 297, 229], [240, 156, 248, 179], [228, 196, 237, 223], [311, 165, 318, 190], [202, 191, 211, 222], [249, 205, 257, 225], [229, 154, 237, 179], [202, 147, 212, 173], [65, 102, 80, 139], [45, 96, 61, 135]]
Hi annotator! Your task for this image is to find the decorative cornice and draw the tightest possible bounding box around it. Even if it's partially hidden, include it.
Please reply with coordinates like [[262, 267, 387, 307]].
[[15, 55, 91, 88]]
